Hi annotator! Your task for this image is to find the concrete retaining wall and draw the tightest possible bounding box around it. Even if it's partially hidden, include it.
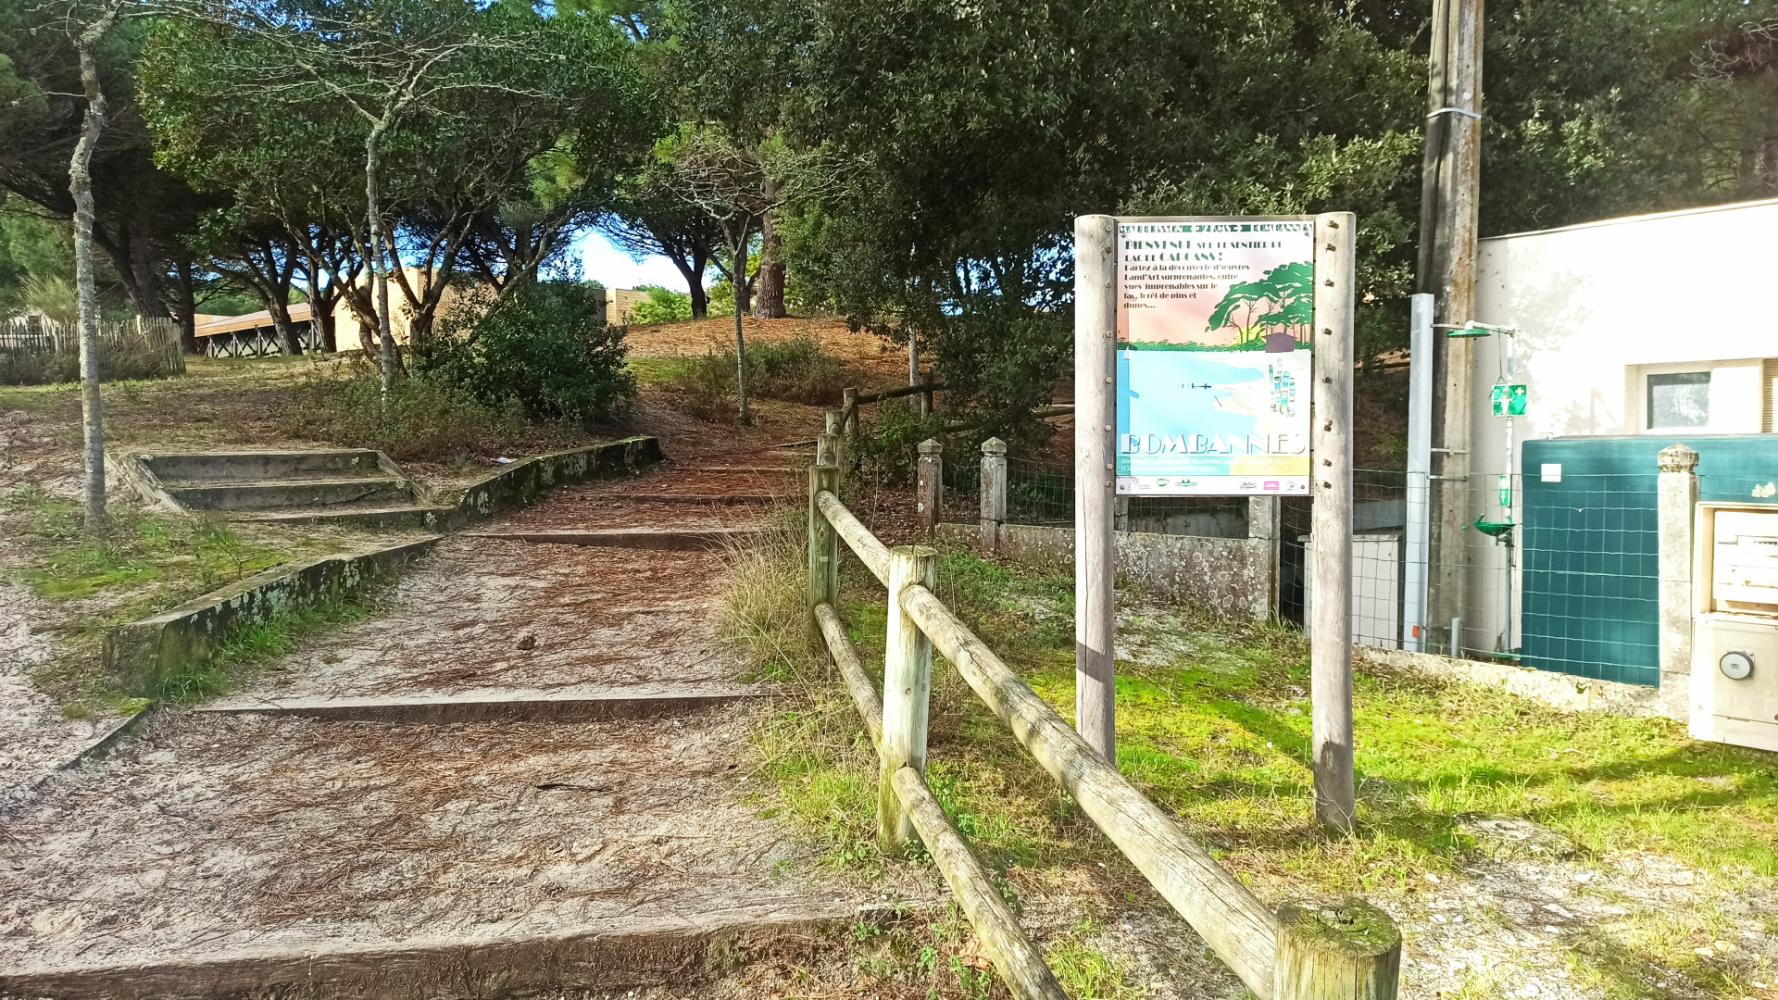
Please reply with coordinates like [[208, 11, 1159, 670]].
[[1360, 645, 1672, 720], [102, 538, 439, 694], [938, 522, 1273, 620], [447, 436, 663, 526]]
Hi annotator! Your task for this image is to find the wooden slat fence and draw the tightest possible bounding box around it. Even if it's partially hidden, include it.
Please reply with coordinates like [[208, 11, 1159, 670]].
[[806, 434, 1403, 1000], [1, 316, 186, 377]]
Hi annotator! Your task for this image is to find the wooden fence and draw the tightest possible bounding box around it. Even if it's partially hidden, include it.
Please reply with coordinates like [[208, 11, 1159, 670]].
[[806, 437, 1403, 1000], [0, 316, 186, 377]]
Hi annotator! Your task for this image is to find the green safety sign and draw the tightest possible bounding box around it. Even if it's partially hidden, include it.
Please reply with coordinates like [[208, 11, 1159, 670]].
[[1491, 383, 1528, 417]]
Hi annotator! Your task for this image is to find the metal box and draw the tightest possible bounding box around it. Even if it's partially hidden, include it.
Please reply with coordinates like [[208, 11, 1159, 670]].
[[1692, 504, 1778, 753]]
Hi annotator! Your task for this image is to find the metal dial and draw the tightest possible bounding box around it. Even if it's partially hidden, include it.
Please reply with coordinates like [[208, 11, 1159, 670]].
[[1719, 651, 1755, 681]]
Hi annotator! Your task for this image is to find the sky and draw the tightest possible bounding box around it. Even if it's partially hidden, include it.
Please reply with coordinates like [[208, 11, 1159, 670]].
[[576, 230, 691, 291]]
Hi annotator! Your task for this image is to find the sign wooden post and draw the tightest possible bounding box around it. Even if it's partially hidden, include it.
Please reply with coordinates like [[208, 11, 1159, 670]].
[[1310, 212, 1357, 832], [1073, 214, 1119, 764]]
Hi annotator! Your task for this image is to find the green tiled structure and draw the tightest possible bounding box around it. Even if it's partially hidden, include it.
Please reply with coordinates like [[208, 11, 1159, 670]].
[[1520, 436, 1778, 686]]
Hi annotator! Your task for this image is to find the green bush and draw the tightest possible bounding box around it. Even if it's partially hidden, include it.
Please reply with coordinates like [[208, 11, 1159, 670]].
[[420, 281, 634, 426], [852, 398, 946, 486], [278, 360, 531, 463], [663, 334, 853, 422], [627, 285, 693, 325]]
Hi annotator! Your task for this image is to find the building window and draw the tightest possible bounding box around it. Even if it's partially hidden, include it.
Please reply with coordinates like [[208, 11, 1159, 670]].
[[1647, 371, 1711, 429]]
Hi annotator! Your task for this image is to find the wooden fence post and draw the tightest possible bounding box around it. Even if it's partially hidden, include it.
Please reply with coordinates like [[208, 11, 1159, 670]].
[[1073, 213, 1118, 765], [1275, 899, 1402, 999], [1310, 211, 1358, 832], [980, 437, 1007, 551], [878, 544, 937, 852], [809, 458, 841, 633], [916, 438, 943, 533], [919, 373, 936, 418], [840, 388, 858, 475]]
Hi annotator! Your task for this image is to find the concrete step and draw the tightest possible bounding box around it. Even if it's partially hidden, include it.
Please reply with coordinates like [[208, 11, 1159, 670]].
[[197, 682, 771, 724], [465, 527, 769, 551], [144, 449, 387, 485], [166, 476, 414, 512], [234, 503, 451, 530]]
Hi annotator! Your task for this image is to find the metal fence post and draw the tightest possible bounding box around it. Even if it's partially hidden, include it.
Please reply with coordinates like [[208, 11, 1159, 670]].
[[980, 437, 1007, 550], [1657, 443, 1699, 719], [916, 438, 943, 533], [879, 544, 937, 852], [1275, 899, 1402, 1000]]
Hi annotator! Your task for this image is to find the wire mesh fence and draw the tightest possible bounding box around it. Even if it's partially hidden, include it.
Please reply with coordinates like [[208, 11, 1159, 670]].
[[922, 434, 1778, 690], [941, 452, 1249, 534]]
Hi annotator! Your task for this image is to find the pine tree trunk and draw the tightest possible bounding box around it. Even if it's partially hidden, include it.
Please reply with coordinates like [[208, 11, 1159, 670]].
[[70, 29, 112, 532], [732, 241, 751, 426], [175, 259, 198, 354], [365, 131, 397, 401], [753, 204, 787, 318]]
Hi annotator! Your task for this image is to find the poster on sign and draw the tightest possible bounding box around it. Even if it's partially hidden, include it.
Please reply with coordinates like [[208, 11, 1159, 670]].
[[1115, 217, 1315, 496]]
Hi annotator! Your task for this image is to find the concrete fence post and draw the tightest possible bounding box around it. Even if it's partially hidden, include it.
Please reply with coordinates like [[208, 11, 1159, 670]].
[[980, 437, 1007, 550], [879, 544, 937, 852], [916, 438, 943, 533], [1657, 443, 1699, 719], [1275, 899, 1402, 1000], [1249, 496, 1282, 617]]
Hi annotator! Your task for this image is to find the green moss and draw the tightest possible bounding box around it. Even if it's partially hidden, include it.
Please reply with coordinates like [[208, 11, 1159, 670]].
[[148, 590, 374, 703]]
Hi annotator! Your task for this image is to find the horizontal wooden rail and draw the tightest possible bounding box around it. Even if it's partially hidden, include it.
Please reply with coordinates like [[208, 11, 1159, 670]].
[[899, 583, 1279, 998], [806, 477, 1399, 999], [891, 766, 1069, 1000], [850, 379, 945, 407], [815, 602, 882, 750], [816, 489, 890, 585]]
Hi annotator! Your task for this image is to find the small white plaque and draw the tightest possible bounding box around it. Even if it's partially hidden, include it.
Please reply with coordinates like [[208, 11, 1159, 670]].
[[1540, 463, 1562, 483]]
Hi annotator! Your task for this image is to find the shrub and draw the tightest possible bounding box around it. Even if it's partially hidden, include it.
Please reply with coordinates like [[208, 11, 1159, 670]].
[[278, 360, 531, 463], [852, 398, 946, 486], [627, 285, 693, 325], [420, 281, 634, 426], [663, 334, 853, 422]]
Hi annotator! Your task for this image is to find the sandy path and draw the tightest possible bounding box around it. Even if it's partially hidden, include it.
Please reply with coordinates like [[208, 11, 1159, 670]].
[[0, 444, 877, 996]]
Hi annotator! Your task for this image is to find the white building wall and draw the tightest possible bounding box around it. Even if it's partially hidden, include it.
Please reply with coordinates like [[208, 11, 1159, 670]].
[[1458, 198, 1778, 653]]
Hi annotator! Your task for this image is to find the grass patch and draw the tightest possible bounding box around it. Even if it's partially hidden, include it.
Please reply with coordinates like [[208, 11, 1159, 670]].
[[720, 530, 1778, 998], [4, 485, 291, 602], [149, 590, 374, 703], [1, 484, 331, 711]]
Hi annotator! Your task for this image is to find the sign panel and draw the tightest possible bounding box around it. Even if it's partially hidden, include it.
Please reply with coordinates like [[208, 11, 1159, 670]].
[[1115, 217, 1315, 496], [1490, 382, 1528, 416]]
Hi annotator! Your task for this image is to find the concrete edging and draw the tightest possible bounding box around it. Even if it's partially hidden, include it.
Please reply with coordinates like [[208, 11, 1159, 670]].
[[0, 903, 908, 1000], [101, 537, 440, 694], [1359, 646, 1672, 720], [444, 436, 663, 527]]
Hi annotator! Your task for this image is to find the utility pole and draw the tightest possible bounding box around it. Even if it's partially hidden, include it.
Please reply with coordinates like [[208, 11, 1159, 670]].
[[1417, 0, 1484, 655]]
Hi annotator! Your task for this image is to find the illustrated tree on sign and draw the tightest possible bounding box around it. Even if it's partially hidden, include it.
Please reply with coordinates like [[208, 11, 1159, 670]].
[[1206, 279, 1278, 345], [1205, 260, 1314, 346]]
